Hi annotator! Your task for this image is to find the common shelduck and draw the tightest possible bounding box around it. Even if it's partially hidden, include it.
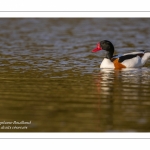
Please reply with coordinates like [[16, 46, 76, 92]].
[[92, 40, 150, 69]]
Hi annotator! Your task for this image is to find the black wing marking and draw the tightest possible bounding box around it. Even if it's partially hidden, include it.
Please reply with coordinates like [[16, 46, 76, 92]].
[[118, 53, 144, 63], [113, 54, 119, 57], [118, 55, 137, 63], [139, 50, 145, 52]]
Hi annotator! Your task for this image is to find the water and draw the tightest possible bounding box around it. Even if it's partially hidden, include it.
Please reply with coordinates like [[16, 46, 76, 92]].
[[0, 18, 150, 132]]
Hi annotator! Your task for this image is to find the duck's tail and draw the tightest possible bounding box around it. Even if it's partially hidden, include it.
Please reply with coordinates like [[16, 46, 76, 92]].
[[141, 52, 150, 66]]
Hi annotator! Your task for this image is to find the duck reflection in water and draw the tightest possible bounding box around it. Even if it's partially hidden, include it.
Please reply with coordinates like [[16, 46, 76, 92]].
[[93, 68, 150, 131]]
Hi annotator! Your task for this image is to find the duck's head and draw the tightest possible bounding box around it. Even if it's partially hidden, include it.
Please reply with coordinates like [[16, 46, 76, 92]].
[[92, 40, 114, 59]]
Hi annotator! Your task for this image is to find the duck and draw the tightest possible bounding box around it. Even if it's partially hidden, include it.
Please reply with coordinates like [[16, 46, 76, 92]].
[[92, 40, 150, 69]]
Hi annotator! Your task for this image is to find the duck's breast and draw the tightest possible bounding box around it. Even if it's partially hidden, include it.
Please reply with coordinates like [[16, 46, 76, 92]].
[[100, 58, 115, 68]]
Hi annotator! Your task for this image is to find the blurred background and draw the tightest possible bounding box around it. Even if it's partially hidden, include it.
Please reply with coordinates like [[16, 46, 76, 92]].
[[0, 18, 150, 132]]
